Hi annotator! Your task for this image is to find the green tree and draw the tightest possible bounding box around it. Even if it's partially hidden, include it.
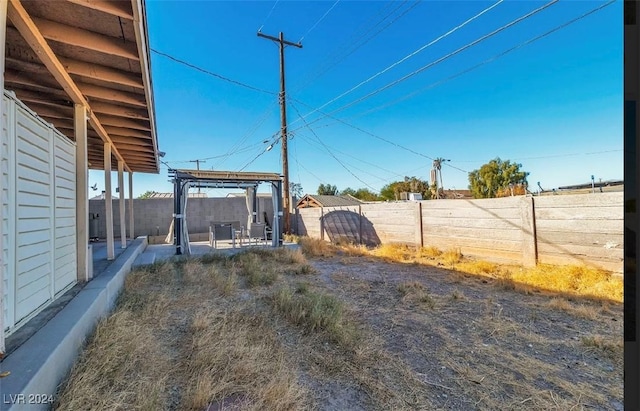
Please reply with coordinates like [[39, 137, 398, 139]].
[[317, 184, 338, 195], [289, 182, 303, 199], [468, 157, 529, 199], [340, 187, 357, 196], [380, 176, 431, 200], [138, 190, 157, 199], [353, 188, 380, 201]]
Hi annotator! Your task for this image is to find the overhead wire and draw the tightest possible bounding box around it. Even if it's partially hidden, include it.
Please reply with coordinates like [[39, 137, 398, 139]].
[[350, 0, 618, 119], [298, 0, 341, 42], [311, 0, 560, 122], [295, 0, 504, 122], [288, 0, 559, 131], [151, 48, 276, 95], [292, 0, 419, 94], [258, 0, 280, 32], [289, 100, 379, 191]]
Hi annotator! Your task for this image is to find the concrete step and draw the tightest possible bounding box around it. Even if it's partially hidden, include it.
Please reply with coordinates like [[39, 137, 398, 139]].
[[132, 252, 156, 268]]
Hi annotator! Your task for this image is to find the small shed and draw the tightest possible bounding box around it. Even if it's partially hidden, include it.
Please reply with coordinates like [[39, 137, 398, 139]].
[[296, 194, 362, 209]]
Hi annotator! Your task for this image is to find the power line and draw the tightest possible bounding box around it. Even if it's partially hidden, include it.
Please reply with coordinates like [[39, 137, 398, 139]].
[[289, 100, 378, 191], [299, 0, 341, 42], [351, 0, 618, 119], [292, 0, 419, 94], [289, 96, 435, 161], [257, 0, 280, 32], [151, 48, 276, 95], [314, 0, 559, 121], [296, 0, 504, 122]]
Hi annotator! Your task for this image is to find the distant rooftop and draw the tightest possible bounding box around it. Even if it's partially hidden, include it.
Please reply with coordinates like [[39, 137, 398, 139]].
[[296, 194, 362, 208]]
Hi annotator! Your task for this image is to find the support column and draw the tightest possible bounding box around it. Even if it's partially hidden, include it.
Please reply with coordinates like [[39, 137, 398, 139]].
[[118, 160, 126, 249], [0, 0, 8, 356], [74, 104, 89, 281], [104, 143, 114, 260], [129, 171, 134, 239]]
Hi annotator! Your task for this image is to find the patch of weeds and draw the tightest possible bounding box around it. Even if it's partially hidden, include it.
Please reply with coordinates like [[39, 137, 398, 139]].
[[441, 248, 463, 267], [298, 236, 336, 257], [418, 246, 442, 258], [295, 282, 310, 294], [208, 265, 237, 295], [451, 289, 466, 300], [581, 335, 623, 359], [286, 263, 316, 275], [398, 281, 435, 309], [199, 252, 229, 265], [373, 243, 415, 262], [283, 233, 299, 243], [270, 287, 360, 348], [246, 268, 279, 288]]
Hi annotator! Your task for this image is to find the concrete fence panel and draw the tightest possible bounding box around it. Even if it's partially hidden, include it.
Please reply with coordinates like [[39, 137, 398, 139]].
[[420, 197, 524, 264], [297, 207, 323, 239], [361, 202, 416, 245], [534, 192, 623, 272]]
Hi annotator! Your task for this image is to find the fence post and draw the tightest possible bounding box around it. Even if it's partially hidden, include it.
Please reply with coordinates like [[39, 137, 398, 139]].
[[415, 201, 423, 248], [358, 205, 362, 245], [520, 196, 537, 267], [320, 207, 325, 241]]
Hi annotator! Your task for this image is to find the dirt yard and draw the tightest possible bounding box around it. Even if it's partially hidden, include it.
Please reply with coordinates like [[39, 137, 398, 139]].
[[55, 243, 623, 411]]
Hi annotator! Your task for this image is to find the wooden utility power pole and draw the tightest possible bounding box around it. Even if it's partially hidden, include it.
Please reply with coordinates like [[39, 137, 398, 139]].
[[257, 31, 302, 233], [189, 159, 206, 193]]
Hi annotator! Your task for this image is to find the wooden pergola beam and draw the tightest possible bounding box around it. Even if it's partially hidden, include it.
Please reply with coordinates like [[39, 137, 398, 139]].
[[66, 0, 134, 20], [32, 16, 139, 60], [7, 0, 131, 172], [103, 126, 150, 139]]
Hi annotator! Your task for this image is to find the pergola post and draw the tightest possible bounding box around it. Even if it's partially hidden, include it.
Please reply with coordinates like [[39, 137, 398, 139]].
[[104, 143, 114, 260], [74, 104, 89, 281], [129, 171, 134, 239], [118, 160, 126, 249]]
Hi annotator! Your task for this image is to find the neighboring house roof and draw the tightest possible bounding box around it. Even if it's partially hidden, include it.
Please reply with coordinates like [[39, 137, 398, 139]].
[[296, 194, 362, 208], [5, 0, 159, 173], [226, 193, 273, 198], [443, 189, 473, 199], [557, 180, 623, 190]]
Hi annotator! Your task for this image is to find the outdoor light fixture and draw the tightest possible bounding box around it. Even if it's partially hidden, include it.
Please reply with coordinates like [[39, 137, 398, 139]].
[[158, 151, 166, 157], [265, 144, 274, 152]]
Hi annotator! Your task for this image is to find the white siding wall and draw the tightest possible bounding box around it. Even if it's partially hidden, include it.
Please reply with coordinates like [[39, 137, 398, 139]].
[[2, 91, 77, 335]]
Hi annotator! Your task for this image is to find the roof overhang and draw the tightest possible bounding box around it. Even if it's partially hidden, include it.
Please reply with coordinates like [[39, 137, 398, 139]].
[[4, 0, 159, 173], [170, 169, 283, 189]]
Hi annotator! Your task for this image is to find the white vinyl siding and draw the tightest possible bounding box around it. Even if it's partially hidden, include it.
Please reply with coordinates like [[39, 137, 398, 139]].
[[2, 91, 77, 335]]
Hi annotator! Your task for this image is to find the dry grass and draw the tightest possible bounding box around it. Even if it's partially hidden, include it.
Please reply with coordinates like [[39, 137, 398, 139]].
[[397, 281, 436, 309], [270, 286, 360, 349], [298, 237, 336, 257], [183, 308, 307, 411], [318, 239, 623, 303]]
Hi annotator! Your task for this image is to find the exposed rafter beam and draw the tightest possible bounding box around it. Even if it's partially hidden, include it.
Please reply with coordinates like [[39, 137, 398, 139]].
[[103, 126, 150, 139], [77, 81, 146, 107], [89, 101, 148, 120], [6, 0, 130, 172], [96, 113, 150, 131], [9, 88, 72, 107], [32, 16, 139, 60], [59, 56, 144, 89], [66, 0, 134, 20]]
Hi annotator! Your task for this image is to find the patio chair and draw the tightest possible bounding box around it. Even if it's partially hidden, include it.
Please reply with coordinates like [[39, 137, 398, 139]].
[[248, 222, 268, 246], [209, 223, 236, 249]]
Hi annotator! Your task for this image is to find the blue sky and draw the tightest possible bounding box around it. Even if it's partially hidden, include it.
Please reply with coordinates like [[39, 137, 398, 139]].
[[93, 0, 622, 197]]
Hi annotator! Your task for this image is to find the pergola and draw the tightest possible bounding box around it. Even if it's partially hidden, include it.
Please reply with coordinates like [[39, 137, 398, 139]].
[[170, 169, 284, 255]]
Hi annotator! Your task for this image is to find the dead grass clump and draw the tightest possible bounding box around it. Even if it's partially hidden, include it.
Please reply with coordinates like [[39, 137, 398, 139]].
[[456, 259, 498, 275], [55, 310, 169, 410], [418, 245, 442, 258], [182, 259, 207, 284], [372, 243, 415, 262], [125, 260, 174, 290], [451, 289, 466, 300], [340, 242, 370, 257], [285, 263, 316, 275], [581, 335, 624, 357], [511, 264, 623, 302], [546, 298, 599, 320], [199, 252, 229, 265], [246, 268, 279, 288], [208, 265, 238, 295], [283, 233, 299, 243], [397, 281, 435, 309], [298, 236, 336, 257], [184, 308, 307, 410], [441, 248, 463, 267], [271, 287, 360, 348]]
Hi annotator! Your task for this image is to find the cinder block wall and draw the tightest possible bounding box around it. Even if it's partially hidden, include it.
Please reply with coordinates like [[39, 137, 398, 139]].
[[89, 197, 274, 239]]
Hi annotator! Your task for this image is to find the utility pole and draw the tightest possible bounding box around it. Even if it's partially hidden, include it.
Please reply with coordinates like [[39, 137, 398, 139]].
[[189, 159, 206, 193], [431, 158, 449, 199], [257, 31, 302, 234]]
